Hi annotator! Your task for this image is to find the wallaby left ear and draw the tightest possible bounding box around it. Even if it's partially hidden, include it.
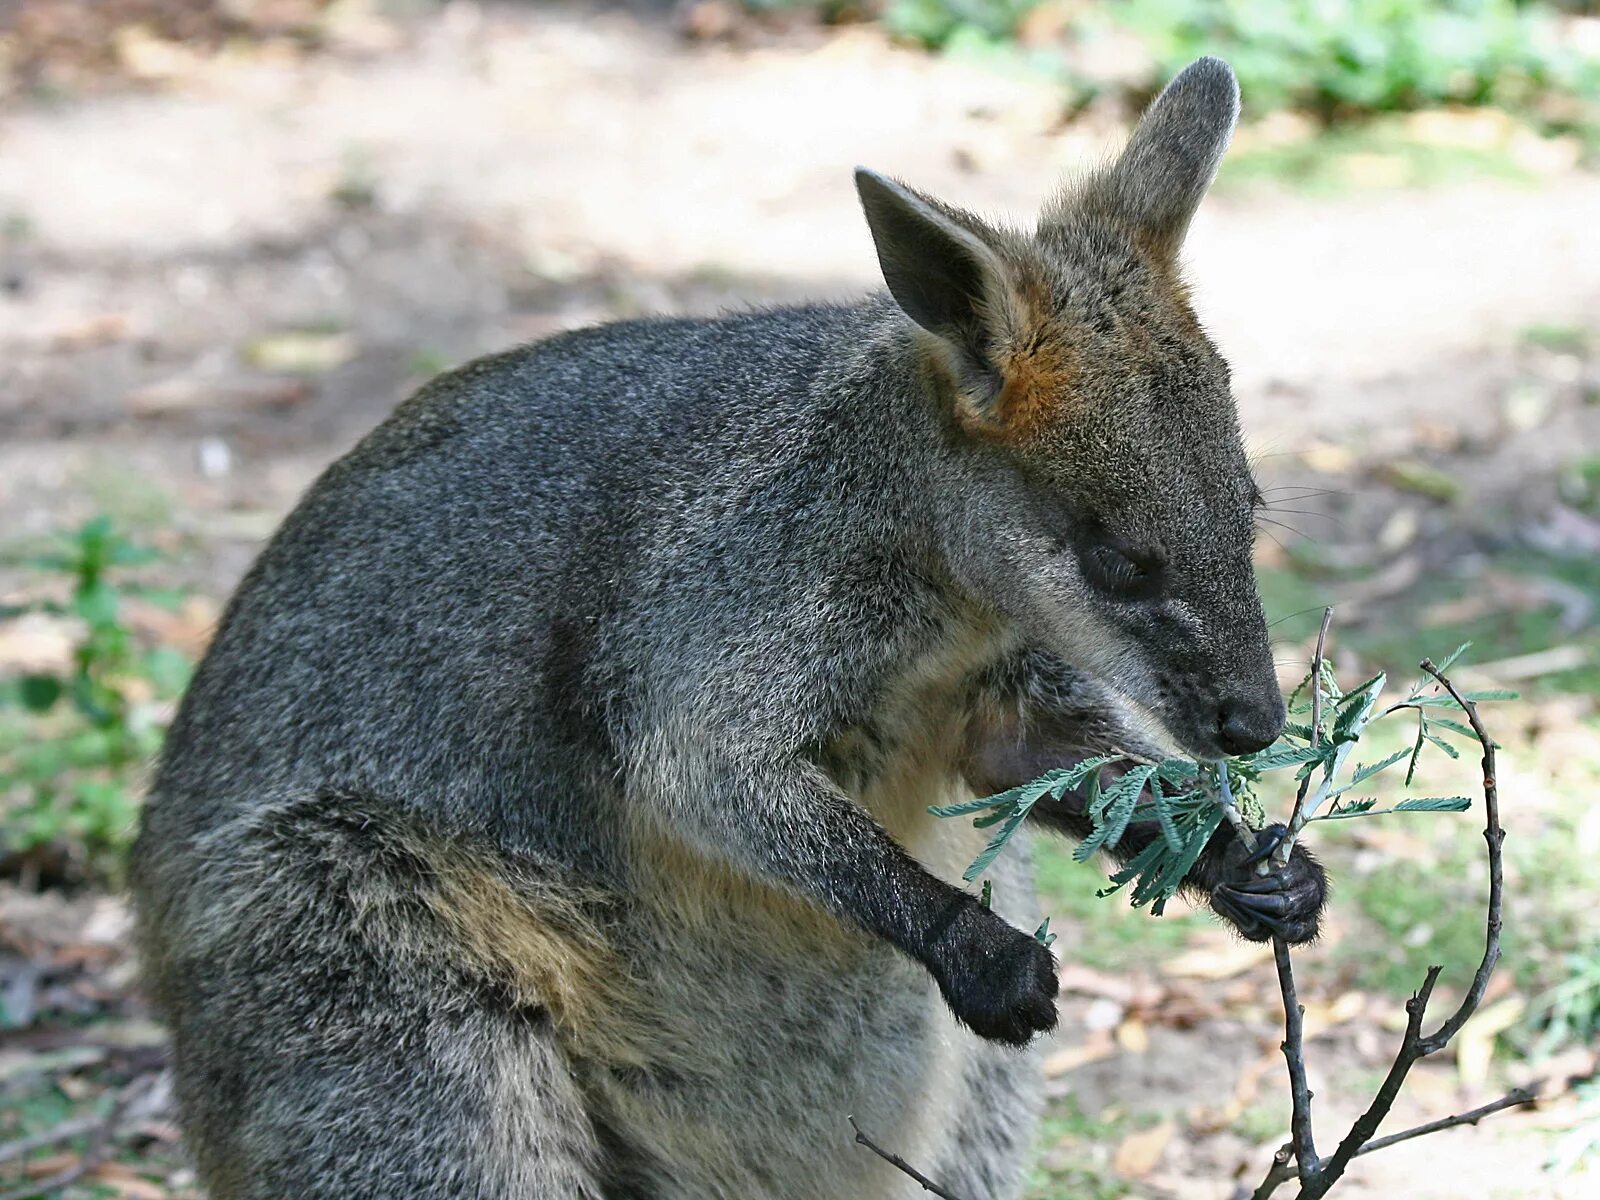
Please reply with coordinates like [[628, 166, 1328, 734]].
[[855, 167, 1011, 405], [1100, 56, 1239, 260]]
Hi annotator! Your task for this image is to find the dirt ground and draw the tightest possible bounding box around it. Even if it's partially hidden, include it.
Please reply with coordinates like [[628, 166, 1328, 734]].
[[2, 2, 1599, 1198]]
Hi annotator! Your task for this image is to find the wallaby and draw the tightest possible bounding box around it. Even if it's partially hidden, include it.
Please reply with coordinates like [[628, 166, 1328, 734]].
[[131, 57, 1325, 1200]]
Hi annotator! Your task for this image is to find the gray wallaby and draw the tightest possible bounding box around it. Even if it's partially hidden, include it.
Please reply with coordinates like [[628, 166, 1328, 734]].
[[131, 57, 1325, 1199]]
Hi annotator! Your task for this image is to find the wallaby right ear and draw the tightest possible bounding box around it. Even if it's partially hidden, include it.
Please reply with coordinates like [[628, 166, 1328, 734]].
[[854, 168, 1011, 404], [1089, 56, 1239, 261]]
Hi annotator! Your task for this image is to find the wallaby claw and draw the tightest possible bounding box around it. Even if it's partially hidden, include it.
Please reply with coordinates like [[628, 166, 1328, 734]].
[[1240, 822, 1289, 868], [1210, 825, 1327, 946]]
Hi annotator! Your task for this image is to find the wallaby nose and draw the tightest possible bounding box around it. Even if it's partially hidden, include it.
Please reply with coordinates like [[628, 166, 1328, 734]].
[[1216, 698, 1285, 757]]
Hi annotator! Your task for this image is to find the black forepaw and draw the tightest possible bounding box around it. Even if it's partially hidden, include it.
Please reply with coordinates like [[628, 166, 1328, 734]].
[[1210, 824, 1327, 945], [927, 900, 1059, 1046]]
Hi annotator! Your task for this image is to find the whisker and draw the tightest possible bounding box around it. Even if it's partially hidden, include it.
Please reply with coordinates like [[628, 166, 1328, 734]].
[[1255, 525, 1290, 553], [1267, 604, 1335, 630], [1256, 516, 1313, 542], [1262, 507, 1346, 529], [1260, 487, 1349, 500]]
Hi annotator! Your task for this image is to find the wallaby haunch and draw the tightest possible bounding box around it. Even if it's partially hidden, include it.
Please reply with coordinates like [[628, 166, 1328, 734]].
[[132, 57, 1326, 1199]]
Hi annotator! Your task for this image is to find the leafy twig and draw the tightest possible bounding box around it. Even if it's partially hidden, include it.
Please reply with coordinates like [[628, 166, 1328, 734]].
[[1265, 608, 1332, 1185], [1246, 656, 1525, 1198]]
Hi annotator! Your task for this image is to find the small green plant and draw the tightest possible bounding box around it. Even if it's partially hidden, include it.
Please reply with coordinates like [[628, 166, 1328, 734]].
[[934, 643, 1508, 919], [0, 518, 190, 880], [1107, 0, 1599, 124], [1523, 941, 1600, 1060], [755, 1, 1600, 129]]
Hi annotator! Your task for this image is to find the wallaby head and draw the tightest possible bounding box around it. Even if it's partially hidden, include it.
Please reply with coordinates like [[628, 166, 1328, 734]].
[[856, 57, 1282, 761]]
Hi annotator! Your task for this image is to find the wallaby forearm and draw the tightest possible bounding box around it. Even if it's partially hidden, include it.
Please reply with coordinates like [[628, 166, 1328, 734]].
[[634, 744, 1059, 1043]]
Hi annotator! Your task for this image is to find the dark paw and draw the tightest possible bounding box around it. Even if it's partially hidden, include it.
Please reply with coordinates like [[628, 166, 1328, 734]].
[[927, 900, 1059, 1046], [1210, 824, 1327, 946]]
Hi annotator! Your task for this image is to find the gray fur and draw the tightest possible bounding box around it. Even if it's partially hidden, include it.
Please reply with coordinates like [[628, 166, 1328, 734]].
[[132, 58, 1320, 1199]]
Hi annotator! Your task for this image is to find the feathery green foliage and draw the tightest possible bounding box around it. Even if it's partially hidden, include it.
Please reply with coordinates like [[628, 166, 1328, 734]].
[[932, 645, 1513, 915]]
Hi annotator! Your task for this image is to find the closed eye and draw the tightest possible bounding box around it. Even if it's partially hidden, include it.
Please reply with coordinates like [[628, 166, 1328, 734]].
[[1081, 538, 1166, 601]]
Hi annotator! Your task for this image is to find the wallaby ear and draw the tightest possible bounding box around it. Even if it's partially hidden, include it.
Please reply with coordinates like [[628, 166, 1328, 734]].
[[1100, 57, 1239, 260], [854, 168, 1010, 401]]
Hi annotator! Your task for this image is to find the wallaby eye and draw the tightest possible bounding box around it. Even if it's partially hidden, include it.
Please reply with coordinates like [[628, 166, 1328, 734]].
[[1081, 538, 1166, 601]]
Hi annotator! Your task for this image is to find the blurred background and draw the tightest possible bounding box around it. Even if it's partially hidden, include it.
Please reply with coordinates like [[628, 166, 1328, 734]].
[[1, 2, 1598, 1197]]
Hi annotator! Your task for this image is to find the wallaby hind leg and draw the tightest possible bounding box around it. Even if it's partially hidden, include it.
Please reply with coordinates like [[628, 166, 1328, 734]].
[[133, 798, 611, 1199]]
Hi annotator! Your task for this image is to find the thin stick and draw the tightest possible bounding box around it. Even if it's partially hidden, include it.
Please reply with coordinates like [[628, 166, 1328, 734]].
[[0, 1074, 157, 1200], [0, 1116, 104, 1167], [1274, 606, 1334, 869], [849, 1117, 968, 1200], [1351, 1086, 1535, 1158], [1273, 939, 1319, 1183]]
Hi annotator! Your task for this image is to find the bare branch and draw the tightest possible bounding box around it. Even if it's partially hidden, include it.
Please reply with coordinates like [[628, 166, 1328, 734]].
[[1273, 939, 1319, 1183], [849, 1116, 968, 1200], [1351, 1086, 1536, 1158], [1245, 1145, 1298, 1200], [1255, 607, 1334, 1190], [1413, 659, 1504, 1053]]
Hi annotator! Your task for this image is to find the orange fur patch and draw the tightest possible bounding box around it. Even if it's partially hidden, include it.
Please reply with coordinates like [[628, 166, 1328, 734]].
[[957, 271, 1080, 443]]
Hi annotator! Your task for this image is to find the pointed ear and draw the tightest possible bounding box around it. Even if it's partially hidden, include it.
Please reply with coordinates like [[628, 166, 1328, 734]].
[[854, 167, 1011, 403], [1101, 57, 1239, 260]]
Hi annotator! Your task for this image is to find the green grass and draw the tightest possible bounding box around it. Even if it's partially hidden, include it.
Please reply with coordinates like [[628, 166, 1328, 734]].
[[1232, 1100, 1290, 1146], [1350, 547, 1600, 697], [1026, 1099, 1137, 1200]]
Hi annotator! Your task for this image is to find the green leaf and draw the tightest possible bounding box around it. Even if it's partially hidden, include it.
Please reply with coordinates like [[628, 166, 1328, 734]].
[[1464, 688, 1519, 702], [1408, 688, 1518, 710], [1056, 754, 1120, 793], [1348, 746, 1410, 787], [1084, 768, 1104, 820], [1074, 765, 1154, 863], [1155, 758, 1199, 786], [73, 580, 118, 626], [1422, 731, 1460, 760], [1333, 672, 1386, 711], [1405, 720, 1427, 786], [1427, 716, 1483, 742], [1393, 796, 1472, 813], [928, 785, 1036, 819], [979, 879, 992, 910], [1332, 672, 1385, 742], [1033, 917, 1056, 948], [962, 802, 1032, 882], [972, 805, 1016, 829], [1245, 743, 1326, 772], [1315, 798, 1379, 820], [930, 760, 1108, 820], [1434, 642, 1472, 674], [1154, 788, 1182, 852]]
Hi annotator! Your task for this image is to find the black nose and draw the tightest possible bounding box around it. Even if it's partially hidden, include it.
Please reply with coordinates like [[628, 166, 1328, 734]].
[[1216, 698, 1285, 756]]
